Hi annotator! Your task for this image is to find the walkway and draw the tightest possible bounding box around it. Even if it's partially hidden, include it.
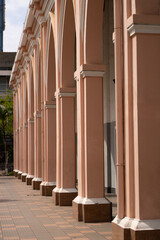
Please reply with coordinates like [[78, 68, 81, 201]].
[[0, 177, 113, 240]]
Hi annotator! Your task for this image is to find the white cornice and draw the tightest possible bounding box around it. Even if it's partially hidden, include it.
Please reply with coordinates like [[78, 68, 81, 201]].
[[80, 70, 105, 78], [58, 92, 76, 98], [128, 24, 160, 37], [44, 102, 56, 109]]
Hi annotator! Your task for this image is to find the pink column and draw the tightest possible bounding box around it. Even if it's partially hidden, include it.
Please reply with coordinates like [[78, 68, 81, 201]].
[[73, 65, 112, 222], [112, 1, 160, 239], [41, 101, 56, 196], [26, 61, 35, 185], [13, 93, 18, 177], [39, 22, 47, 195], [17, 83, 23, 180], [53, 89, 77, 206], [32, 110, 42, 189], [32, 44, 42, 190], [21, 73, 28, 182]]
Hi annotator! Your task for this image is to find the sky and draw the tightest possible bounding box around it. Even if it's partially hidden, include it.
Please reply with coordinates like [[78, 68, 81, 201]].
[[3, 0, 30, 52]]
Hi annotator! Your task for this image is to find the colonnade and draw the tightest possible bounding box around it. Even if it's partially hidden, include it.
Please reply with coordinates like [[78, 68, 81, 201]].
[[10, 0, 160, 239]]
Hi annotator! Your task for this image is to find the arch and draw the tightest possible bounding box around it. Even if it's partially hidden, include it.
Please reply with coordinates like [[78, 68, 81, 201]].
[[45, 18, 56, 101], [84, 0, 104, 64], [60, 0, 76, 87]]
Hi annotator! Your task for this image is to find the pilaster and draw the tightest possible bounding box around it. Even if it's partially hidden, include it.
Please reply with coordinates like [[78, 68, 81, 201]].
[[53, 88, 77, 206], [73, 64, 112, 222]]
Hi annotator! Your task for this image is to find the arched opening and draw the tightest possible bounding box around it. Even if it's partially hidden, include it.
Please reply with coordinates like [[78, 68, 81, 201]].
[[46, 24, 56, 101], [60, 0, 76, 87]]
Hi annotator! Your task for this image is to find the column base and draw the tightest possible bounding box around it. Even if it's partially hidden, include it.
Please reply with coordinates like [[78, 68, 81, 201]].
[[17, 171, 22, 180], [40, 182, 56, 196], [21, 173, 27, 182], [52, 187, 59, 205], [40, 181, 46, 196], [112, 217, 160, 240], [13, 170, 18, 177], [53, 188, 78, 206], [32, 178, 42, 190], [26, 175, 34, 185], [73, 196, 112, 223]]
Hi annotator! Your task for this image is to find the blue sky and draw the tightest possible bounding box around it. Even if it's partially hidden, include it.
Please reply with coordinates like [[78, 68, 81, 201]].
[[3, 0, 30, 52]]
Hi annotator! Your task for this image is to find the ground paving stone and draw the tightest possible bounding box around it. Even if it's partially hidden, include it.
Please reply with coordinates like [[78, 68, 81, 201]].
[[0, 177, 113, 240]]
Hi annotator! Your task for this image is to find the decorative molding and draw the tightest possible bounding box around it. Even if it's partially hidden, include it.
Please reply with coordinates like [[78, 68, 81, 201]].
[[24, 123, 28, 128], [58, 92, 76, 98], [44, 102, 56, 109], [80, 70, 105, 78], [34, 111, 41, 118], [28, 118, 34, 123], [128, 24, 160, 37], [113, 216, 160, 231]]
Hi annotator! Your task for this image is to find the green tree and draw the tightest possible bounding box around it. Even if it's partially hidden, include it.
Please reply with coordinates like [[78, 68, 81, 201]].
[[0, 90, 13, 174]]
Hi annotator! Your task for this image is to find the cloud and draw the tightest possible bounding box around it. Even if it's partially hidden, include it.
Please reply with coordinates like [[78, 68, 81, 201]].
[[3, 0, 30, 52]]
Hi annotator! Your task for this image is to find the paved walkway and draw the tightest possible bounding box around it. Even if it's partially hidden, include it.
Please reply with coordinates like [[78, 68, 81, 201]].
[[0, 177, 113, 240]]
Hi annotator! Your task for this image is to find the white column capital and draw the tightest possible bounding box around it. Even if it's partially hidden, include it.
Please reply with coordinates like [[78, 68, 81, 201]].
[[80, 70, 105, 79], [128, 24, 160, 37]]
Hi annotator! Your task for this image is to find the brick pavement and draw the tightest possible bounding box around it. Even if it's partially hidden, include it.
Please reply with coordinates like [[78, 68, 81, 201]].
[[0, 177, 114, 240]]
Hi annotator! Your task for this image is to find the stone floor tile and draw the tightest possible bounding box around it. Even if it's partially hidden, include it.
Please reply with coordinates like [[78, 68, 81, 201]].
[[0, 177, 113, 240]]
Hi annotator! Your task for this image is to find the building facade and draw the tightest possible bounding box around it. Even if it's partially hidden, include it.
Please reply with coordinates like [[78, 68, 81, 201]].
[[10, 0, 160, 239], [0, 0, 5, 52], [0, 52, 16, 95]]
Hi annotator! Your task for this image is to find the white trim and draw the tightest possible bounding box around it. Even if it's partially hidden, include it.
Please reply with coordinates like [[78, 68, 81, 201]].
[[21, 173, 28, 176], [18, 171, 22, 174], [40, 181, 46, 186], [26, 174, 34, 179], [28, 118, 34, 123], [53, 187, 60, 193], [45, 181, 56, 186], [80, 70, 105, 78], [59, 188, 78, 193], [58, 92, 76, 98], [113, 216, 160, 230], [73, 196, 110, 205], [0, 70, 12, 76], [128, 24, 160, 37], [131, 218, 160, 231], [44, 103, 56, 109], [32, 177, 42, 182], [73, 196, 84, 204], [34, 111, 41, 118]]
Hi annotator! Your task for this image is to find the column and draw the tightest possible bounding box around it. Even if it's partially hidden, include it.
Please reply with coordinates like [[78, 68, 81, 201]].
[[21, 74, 28, 182], [17, 83, 23, 180], [32, 44, 42, 190], [13, 93, 18, 177], [112, 0, 160, 239], [73, 65, 112, 222], [22, 122, 28, 182], [32, 111, 42, 189], [26, 60, 35, 185], [26, 117, 34, 185], [39, 22, 47, 195], [40, 101, 56, 196], [53, 88, 77, 206]]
